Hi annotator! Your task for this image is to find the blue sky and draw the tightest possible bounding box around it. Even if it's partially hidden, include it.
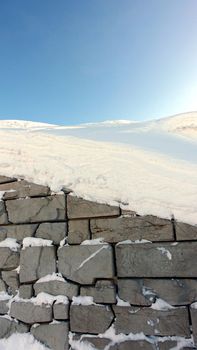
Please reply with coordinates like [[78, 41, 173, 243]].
[[0, 0, 197, 125]]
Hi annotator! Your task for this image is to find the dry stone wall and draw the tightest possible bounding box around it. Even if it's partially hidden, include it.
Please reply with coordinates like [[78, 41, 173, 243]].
[[0, 175, 196, 350]]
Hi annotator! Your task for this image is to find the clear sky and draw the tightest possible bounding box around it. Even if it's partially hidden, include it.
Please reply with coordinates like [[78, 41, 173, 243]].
[[0, 0, 197, 125]]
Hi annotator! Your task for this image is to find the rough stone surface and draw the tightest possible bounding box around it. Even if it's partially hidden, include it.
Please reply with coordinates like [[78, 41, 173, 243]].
[[0, 176, 16, 184], [157, 341, 192, 350], [72, 335, 110, 349], [116, 242, 197, 277], [31, 322, 69, 350], [67, 195, 120, 219], [34, 280, 78, 299], [35, 222, 67, 245], [0, 180, 50, 200], [58, 245, 114, 284], [0, 300, 9, 314], [81, 280, 116, 304], [108, 340, 155, 350], [2, 270, 19, 295], [20, 246, 56, 283], [175, 221, 197, 241], [67, 219, 90, 244], [70, 304, 114, 333], [6, 194, 65, 223], [53, 301, 69, 320], [113, 305, 190, 336], [0, 248, 19, 270], [91, 216, 173, 243], [0, 317, 29, 338], [0, 227, 7, 242], [10, 301, 52, 324], [0, 224, 38, 242], [0, 279, 6, 292], [19, 284, 33, 299], [190, 307, 197, 346], [118, 278, 197, 306], [0, 201, 8, 225]]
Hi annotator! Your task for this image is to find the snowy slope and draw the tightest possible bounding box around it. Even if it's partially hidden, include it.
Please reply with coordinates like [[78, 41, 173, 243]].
[[0, 112, 197, 225]]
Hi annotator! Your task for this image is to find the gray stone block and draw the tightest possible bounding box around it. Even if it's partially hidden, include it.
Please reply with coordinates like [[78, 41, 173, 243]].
[[54, 301, 69, 320], [0, 227, 7, 242], [190, 307, 197, 346], [0, 201, 8, 224], [91, 216, 173, 243], [108, 340, 155, 350], [0, 300, 9, 314], [0, 279, 6, 292], [0, 248, 19, 270], [20, 246, 56, 283], [81, 280, 116, 304], [10, 301, 52, 324], [34, 280, 78, 299], [118, 279, 151, 306], [0, 316, 29, 338], [67, 195, 120, 219], [116, 242, 197, 277], [0, 180, 50, 199], [2, 270, 19, 295], [0, 176, 16, 184], [31, 322, 69, 350], [35, 222, 67, 245], [118, 278, 197, 306], [157, 340, 193, 349], [19, 284, 33, 299], [58, 245, 114, 284], [6, 194, 65, 223], [70, 304, 114, 333], [113, 305, 190, 336], [175, 221, 197, 241], [72, 335, 110, 349], [1, 224, 38, 242], [67, 219, 90, 244]]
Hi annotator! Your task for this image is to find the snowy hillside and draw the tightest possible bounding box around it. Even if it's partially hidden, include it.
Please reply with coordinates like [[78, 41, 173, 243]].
[[0, 112, 197, 225]]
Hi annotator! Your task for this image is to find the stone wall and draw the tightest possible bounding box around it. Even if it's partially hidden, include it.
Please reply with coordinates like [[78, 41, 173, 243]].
[[0, 175, 196, 350]]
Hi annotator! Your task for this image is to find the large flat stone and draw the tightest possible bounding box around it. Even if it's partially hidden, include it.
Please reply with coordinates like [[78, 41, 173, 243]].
[[20, 246, 56, 283], [0, 201, 8, 224], [19, 284, 33, 299], [67, 219, 90, 244], [0, 316, 29, 338], [70, 304, 114, 333], [6, 194, 65, 223], [118, 278, 197, 306], [190, 306, 197, 346], [0, 248, 19, 270], [175, 221, 197, 240], [67, 195, 120, 219], [10, 301, 52, 324], [109, 340, 155, 350], [58, 245, 114, 284], [0, 176, 16, 184], [35, 222, 67, 245], [0, 180, 50, 199], [81, 280, 116, 304], [116, 242, 197, 277], [31, 322, 69, 350], [91, 216, 173, 243], [113, 305, 190, 336], [0, 224, 38, 242], [34, 280, 78, 299], [157, 340, 193, 350]]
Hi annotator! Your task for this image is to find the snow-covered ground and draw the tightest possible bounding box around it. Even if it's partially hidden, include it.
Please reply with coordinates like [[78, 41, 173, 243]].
[[0, 112, 197, 224]]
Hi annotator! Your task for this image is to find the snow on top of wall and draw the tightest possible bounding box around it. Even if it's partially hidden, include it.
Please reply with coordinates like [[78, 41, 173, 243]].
[[0, 112, 197, 225]]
